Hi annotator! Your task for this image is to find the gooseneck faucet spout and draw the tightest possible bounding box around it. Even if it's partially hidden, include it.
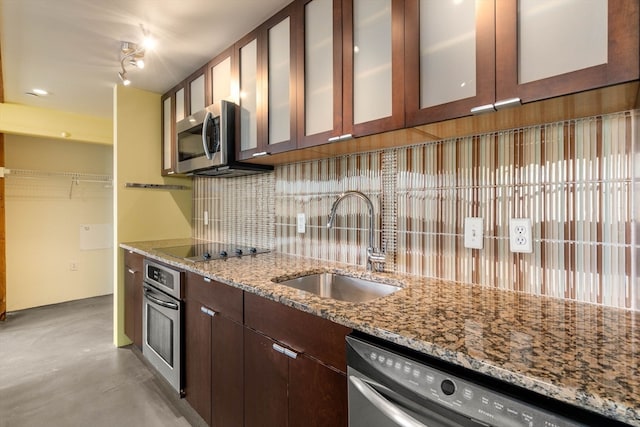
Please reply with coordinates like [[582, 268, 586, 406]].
[[327, 191, 385, 272]]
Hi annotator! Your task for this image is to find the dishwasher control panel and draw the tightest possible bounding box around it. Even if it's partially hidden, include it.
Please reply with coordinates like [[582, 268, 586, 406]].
[[347, 335, 585, 427]]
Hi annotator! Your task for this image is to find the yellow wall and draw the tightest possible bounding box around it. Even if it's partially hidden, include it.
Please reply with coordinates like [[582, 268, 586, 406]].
[[5, 135, 113, 311], [0, 103, 112, 145], [113, 85, 192, 346]]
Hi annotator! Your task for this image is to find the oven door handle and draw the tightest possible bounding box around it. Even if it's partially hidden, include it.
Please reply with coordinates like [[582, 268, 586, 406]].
[[144, 287, 179, 310], [349, 375, 428, 427]]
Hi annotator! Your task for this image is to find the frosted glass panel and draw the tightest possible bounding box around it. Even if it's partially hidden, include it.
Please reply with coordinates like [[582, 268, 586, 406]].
[[420, 0, 476, 108], [175, 88, 185, 122], [268, 18, 291, 145], [211, 57, 232, 105], [305, 0, 333, 136], [519, 0, 608, 83], [240, 39, 258, 151], [353, 0, 392, 125], [162, 97, 172, 170], [190, 74, 205, 113]]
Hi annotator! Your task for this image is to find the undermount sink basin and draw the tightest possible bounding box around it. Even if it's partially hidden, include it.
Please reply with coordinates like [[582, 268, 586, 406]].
[[273, 272, 401, 303]]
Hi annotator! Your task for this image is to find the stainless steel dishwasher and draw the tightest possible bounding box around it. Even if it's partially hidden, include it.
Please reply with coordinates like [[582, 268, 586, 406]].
[[346, 333, 630, 427]]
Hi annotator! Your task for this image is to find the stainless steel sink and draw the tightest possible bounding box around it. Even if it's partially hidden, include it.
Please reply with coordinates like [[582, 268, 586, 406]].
[[273, 272, 401, 303]]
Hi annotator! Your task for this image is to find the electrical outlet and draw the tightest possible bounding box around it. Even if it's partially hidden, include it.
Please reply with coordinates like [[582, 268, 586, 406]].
[[70, 261, 79, 271], [509, 218, 533, 253], [463, 217, 484, 249], [297, 213, 306, 234]]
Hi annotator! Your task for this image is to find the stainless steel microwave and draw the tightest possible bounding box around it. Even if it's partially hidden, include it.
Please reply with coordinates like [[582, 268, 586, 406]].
[[175, 100, 272, 177]]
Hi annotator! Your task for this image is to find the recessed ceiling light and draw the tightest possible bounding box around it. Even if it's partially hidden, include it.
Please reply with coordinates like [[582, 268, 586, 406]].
[[32, 88, 49, 96]]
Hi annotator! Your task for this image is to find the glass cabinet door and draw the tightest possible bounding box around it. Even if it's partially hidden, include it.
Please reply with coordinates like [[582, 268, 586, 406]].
[[238, 36, 259, 154], [189, 73, 205, 114], [265, 7, 296, 153], [161, 94, 174, 175], [405, 0, 495, 126], [175, 87, 185, 123], [496, 0, 639, 103], [210, 55, 233, 106], [343, 0, 405, 137], [297, 0, 342, 148]]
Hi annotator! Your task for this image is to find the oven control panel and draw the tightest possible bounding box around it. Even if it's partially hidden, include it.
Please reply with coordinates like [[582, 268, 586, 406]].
[[143, 259, 182, 300], [347, 336, 585, 427]]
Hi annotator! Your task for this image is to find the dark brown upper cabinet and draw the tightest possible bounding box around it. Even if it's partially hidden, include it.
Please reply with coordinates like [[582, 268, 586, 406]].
[[297, 0, 405, 148], [406, 0, 639, 128], [185, 66, 206, 117], [161, 82, 186, 176], [405, 0, 496, 127], [237, 4, 298, 161], [495, 0, 639, 104], [206, 47, 235, 108]]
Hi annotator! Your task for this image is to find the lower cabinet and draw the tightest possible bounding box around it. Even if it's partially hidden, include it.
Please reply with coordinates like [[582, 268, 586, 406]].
[[244, 292, 351, 427], [183, 274, 352, 427], [184, 272, 244, 427], [123, 250, 143, 348]]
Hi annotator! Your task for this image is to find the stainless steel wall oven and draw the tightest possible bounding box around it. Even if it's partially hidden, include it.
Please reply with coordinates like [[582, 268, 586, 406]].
[[142, 259, 183, 395]]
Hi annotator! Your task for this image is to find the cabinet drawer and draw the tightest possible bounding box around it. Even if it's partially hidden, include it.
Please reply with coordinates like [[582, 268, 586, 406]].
[[185, 272, 243, 323], [244, 292, 352, 372], [124, 250, 144, 272]]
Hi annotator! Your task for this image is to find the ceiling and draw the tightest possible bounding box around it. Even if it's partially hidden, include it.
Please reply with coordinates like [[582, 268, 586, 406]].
[[0, 0, 292, 118]]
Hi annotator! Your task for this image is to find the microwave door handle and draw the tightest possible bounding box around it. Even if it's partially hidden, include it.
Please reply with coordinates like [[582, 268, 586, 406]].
[[348, 375, 428, 427], [202, 111, 213, 160]]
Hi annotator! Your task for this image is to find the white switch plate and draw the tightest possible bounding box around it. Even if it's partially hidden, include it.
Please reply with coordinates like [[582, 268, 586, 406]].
[[509, 218, 533, 253], [204, 210, 209, 226], [463, 217, 484, 249], [296, 213, 306, 233]]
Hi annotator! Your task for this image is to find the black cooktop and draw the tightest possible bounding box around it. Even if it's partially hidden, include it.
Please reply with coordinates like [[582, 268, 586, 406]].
[[156, 242, 270, 262]]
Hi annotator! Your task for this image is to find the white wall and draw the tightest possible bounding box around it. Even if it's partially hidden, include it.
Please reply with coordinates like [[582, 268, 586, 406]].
[[5, 135, 113, 311]]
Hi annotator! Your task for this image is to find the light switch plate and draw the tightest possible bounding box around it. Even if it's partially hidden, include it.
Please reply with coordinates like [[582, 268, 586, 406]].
[[464, 217, 484, 249], [297, 213, 306, 234]]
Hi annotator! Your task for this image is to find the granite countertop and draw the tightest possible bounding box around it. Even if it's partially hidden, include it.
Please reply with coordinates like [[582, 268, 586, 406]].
[[122, 239, 640, 426]]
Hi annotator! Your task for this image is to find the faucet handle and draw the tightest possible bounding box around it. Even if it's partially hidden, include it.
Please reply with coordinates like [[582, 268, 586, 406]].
[[368, 250, 386, 272]]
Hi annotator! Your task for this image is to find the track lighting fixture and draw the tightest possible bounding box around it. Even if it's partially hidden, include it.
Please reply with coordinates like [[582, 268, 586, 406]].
[[117, 27, 154, 85]]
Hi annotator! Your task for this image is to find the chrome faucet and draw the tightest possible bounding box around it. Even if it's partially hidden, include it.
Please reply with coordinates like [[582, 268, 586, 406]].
[[327, 191, 385, 272]]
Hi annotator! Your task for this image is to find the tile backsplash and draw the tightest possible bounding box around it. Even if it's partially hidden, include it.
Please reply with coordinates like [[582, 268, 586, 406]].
[[193, 110, 639, 310]]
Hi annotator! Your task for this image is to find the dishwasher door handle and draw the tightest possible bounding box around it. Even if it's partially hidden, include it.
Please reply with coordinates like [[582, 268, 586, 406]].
[[349, 375, 428, 427]]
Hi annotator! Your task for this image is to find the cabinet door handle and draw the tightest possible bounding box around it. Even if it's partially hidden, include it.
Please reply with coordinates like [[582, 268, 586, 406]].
[[328, 134, 354, 143], [200, 306, 216, 317], [272, 343, 298, 359], [470, 104, 495, 115], [204, 277, 212, 283], [494, 97, 521, 110], [127, 269, 135, 275]]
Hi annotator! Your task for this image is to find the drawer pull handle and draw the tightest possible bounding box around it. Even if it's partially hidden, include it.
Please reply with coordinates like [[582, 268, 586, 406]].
[[127, 269, 135, 274], [272, 343, 298, 359], [204, 277, 212, 283], [252, 152, 270, 158], [200, 306, 216, 317]]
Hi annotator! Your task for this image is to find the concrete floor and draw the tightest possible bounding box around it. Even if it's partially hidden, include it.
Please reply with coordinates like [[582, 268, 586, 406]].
[[0, 295, 205, 427]]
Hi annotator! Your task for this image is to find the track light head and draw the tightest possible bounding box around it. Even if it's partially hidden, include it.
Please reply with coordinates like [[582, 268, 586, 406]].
[[118, 71, 131, 86]]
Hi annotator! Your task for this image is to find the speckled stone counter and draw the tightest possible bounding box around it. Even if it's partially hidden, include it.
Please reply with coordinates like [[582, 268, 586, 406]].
[[122, 239, 640, 426]]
